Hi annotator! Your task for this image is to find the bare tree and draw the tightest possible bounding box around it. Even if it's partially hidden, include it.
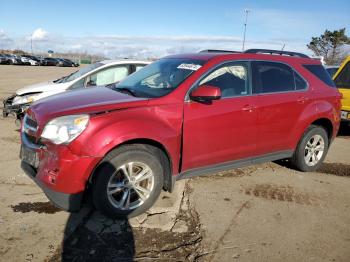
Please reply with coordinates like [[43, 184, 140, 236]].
[[307, 28, 350, 65]]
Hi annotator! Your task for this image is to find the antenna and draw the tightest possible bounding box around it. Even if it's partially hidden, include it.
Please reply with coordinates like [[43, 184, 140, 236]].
[[242, 9, 251, 51]]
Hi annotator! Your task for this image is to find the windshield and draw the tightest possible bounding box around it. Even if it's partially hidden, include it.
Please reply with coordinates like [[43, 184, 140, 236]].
[[55, 62, 103, 83], [113, 58, 205, 98]]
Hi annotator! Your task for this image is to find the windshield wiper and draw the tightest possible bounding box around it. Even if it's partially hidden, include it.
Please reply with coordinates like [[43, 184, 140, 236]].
[[113, 87, 137, 97]]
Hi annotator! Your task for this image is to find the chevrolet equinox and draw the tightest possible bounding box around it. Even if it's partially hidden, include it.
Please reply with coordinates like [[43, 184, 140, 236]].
[[20, 49, 342, 218]]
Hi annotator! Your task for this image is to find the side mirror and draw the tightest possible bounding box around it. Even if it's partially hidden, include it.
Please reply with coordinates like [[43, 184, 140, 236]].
[[190, 85, 221, 102]]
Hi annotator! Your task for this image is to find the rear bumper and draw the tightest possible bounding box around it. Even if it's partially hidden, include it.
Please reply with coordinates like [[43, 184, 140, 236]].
[[21, 161, 83, 211]]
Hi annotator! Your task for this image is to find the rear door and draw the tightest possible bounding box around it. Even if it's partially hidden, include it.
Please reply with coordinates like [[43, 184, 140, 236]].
[[252, 61, 309, 154], [182, 61, 258, 171]]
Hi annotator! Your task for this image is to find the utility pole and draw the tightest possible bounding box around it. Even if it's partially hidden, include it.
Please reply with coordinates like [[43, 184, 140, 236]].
[[31, 36, 33, 54], [242, 9, 251, 51]]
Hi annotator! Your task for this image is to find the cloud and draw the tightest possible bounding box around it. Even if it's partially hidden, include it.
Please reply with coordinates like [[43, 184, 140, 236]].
[[31, 28, 48, 41], [1, 30, 333, 59], [0, 29, 14, 47]]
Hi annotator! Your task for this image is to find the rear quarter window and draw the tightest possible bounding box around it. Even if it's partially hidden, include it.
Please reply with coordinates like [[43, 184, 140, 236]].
[[303, 64, 336, 87]]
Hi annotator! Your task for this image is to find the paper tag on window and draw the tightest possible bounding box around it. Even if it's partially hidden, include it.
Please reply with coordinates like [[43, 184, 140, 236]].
[[177, 63, 202, 71]]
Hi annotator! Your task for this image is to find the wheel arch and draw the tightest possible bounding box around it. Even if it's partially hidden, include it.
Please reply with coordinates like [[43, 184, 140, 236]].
[[88, 138, 174, 193], [310, 118, 333, 143]]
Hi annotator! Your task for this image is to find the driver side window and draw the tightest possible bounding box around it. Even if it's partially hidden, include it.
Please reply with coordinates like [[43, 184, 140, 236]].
[[199, 62, 249, 98]]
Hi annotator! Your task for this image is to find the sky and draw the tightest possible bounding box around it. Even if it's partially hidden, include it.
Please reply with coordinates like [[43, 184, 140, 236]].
[[0, 0, 349, 58]]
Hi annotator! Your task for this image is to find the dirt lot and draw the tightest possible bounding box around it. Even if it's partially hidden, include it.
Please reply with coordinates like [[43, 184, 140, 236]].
[[0, 65, 350, 262]]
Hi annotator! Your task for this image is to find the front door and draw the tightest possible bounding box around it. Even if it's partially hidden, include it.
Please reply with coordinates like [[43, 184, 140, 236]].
[[182, 61, 258, 171]]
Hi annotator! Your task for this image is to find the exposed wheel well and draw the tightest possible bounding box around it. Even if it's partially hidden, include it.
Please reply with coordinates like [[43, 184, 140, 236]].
[[311, 118, 333, 142], [89, 139, 173, 193]]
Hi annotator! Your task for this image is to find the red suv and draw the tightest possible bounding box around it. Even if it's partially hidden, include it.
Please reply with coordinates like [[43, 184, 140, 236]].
[[20, 49, 341, 218]]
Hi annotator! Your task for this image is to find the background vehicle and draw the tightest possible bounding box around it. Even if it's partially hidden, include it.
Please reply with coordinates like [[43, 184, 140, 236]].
[[58, 58, 79, 67], [0, 54, 11, 64], [21, 55, 40, 66], [2, 60, 150, 118], [41, 57, 60, 66], [325, 65, 340, 77], [333, 56, 350, 122], [6, 54, 23, 65], [19, 49, 341, 218]]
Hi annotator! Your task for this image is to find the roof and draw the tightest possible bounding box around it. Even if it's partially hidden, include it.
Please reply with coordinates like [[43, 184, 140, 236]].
[[164, 52, 320, 64]]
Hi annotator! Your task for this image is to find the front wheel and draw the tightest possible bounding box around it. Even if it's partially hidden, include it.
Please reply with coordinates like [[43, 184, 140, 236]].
[[92, 145, 164, 218], [291, 125, 329, 172]]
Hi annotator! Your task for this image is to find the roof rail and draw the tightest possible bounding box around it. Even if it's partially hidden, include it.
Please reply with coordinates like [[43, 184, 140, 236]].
[[199, 49, 240, 53], [244, 49, 309, 58]]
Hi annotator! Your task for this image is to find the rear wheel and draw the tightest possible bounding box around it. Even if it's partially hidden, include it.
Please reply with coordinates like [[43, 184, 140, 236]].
[[291, 125, 329, 172], [92, 145, 164, 218]]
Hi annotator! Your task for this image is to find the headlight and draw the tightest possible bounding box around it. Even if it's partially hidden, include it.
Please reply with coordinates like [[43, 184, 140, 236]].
[[41, 114, 89, 144], [12, 93, 41, 105]]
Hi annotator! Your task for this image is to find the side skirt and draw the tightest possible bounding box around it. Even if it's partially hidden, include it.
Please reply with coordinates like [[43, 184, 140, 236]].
[[176, 150, 294, 181]]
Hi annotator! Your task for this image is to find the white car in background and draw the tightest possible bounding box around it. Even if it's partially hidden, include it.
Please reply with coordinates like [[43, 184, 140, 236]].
[[3, 60, 150, 119], [20, 56, 39, 66]]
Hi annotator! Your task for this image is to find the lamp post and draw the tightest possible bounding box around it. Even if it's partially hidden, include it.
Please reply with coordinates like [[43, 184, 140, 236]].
[[242, 9, 251, 51], [31, 36, 33, 54]]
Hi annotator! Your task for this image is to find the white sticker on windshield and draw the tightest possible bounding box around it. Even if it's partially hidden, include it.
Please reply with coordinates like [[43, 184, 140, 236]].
[[177, 63, 202, 71]]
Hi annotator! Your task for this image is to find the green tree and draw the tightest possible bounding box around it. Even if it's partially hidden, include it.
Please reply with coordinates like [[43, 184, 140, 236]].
[[307, 28, 350, 65]]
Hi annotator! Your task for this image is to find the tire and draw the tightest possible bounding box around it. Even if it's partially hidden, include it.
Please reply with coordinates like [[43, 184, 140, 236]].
[[291, 125, 329, 172], [92, 144, 164, 218]]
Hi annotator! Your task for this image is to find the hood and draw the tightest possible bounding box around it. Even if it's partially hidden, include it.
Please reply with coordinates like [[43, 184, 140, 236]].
[[16, 81, 66, 95], [29, 87, 148, 125]]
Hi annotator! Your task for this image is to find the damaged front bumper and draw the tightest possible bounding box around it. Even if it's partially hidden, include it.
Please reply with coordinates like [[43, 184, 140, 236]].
[[2, 95, 30, 119]]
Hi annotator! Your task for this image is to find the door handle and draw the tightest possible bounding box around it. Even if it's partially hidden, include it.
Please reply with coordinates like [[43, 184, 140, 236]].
[[242, 105, 256, 112], [297, 97, 309, 104]]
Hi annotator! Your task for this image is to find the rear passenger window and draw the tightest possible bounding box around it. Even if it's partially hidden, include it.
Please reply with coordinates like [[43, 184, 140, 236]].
[[252, 61, 306, 93], [303, 64, 336, 87]]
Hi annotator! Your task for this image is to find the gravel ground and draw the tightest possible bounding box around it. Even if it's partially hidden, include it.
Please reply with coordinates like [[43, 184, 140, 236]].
[[0, 65, 349, 262]]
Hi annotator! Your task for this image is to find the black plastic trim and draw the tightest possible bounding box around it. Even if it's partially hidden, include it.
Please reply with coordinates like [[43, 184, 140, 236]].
[[176, 150, 293, 180]]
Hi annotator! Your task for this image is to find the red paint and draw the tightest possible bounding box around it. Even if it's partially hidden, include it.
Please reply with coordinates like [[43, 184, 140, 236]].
[[24, 52, 341, 198]]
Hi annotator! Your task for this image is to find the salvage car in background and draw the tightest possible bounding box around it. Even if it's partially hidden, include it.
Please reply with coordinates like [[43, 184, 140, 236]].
[[333, 56, 350, 122], [41, 57, 61, 66], [20, 56, 39, 66], [56, 58, 79, 67], [6, 54, 23, 65], [58, 58, 79, 67], [2, 60, 150, 118], [0, 54, 11, 64]]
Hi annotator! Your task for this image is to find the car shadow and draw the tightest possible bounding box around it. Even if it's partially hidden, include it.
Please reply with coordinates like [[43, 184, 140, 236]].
[[337, 122, 350, 137], [49, 208, 135, 261]]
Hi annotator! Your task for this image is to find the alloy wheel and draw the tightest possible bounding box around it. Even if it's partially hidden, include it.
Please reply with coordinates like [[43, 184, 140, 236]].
[[106, 161, 154, 210], [304, 134, 325, 166]]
